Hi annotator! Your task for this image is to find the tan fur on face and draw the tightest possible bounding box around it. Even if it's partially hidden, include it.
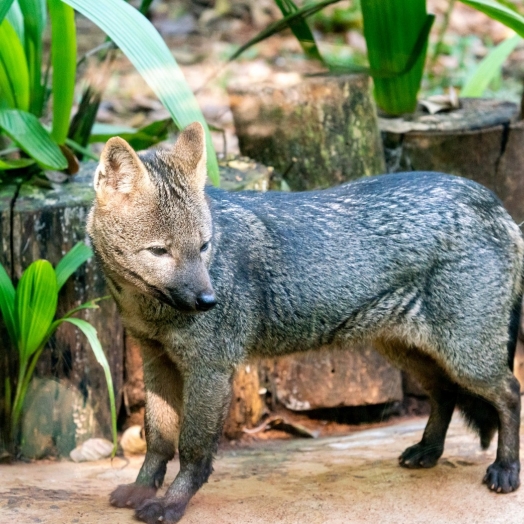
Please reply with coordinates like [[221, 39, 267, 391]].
[[165, 122, 207, 194], [87, 122, 213, 312], [94, 136, 153, 204]]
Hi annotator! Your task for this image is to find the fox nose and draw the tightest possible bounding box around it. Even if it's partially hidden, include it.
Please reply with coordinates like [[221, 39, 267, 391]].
[[195, 291, 217, 311]]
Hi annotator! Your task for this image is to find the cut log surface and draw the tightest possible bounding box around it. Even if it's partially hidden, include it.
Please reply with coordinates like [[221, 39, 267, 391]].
[[381, 99, 523, 222], [223, 364, 265, 439], [229, 74, 385, 190], [379, 98, 517, 134], [264, 344, 403, 411]]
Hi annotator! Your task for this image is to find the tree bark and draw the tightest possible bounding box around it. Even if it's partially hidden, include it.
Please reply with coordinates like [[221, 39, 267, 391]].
[[229, 74, 385, 190], [380, 98, 520, 218], [11, 167, 124, 452], [261, 344, 403, 412]]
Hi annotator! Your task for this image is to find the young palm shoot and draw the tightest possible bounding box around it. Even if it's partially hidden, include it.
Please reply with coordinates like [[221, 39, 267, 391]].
[[0, 242, 117, 455]]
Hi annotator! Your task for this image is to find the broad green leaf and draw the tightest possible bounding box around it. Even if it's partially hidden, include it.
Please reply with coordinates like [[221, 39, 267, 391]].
[[6, 1, 24, 43], [0, 18, 30, 110], [0, 0, 15, 23], [54, 241, 93, 291], [0, 262, 16, 344], [89, 118, 173, 150], [327, 14, 434, 79], [0, 157, 35, 170], [15, 260, 58, 359], [63, 0, 220, 185], [18, 0, 47, 116], [361, 0, 433, 115], [274, 0, 323, 62], [460, 0, 524, 37], [57, 317, 117, 453], [48, 0, 76, 144], [462, 34, 521, 97], [228, 0, 343, 62], [0, 109, 68, 169], [90, 123, 137, 136]]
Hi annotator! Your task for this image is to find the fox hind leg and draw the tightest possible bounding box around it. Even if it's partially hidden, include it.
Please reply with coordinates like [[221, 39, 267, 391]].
[[475, 372, 521, 493], [374, 340, 457, 469]]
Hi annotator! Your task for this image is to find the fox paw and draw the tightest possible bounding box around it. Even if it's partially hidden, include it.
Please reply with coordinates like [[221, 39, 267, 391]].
[[135, 497, 187, 524], [399, 443, 442, 469], [109, 483, 157, 509], [483, 461, 520, 493]]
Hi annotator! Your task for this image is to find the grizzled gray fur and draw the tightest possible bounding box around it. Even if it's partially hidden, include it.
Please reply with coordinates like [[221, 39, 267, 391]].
[[88, 123, 523, 524]]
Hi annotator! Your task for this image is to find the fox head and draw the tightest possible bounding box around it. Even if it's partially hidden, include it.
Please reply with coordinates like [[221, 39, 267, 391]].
[[87, 122, 217, 313]]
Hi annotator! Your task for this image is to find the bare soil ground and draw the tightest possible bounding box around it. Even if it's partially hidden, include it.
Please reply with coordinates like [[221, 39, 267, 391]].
[[2, 411, 524, 524]]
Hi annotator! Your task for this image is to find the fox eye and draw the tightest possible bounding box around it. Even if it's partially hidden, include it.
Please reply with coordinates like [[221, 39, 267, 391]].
[[200, 241, 210, 253], [148, 246, 169, 257]]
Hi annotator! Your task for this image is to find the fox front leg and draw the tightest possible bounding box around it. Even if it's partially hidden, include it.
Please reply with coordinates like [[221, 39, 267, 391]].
[[135, 365, 233, 524], [110, 341, 184, 509]]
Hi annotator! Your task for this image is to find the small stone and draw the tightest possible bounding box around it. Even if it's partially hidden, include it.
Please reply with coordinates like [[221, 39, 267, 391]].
[[69, 438, 114, 462], [120, 425, 147, 456]]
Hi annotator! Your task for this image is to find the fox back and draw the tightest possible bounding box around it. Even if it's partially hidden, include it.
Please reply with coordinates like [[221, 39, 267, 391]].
[[88, 123, 524, 524]]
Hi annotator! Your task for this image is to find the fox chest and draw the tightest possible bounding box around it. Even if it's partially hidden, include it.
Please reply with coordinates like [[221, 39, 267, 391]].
[[118, 292, 201, 356]]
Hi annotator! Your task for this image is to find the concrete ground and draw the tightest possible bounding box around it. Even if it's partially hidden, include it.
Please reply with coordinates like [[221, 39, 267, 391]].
[[1, 412, 523, 524]]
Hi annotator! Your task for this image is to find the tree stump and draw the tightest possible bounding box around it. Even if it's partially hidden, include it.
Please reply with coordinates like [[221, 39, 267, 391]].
[[380, 98, 519, 217], [262, 344, 403, 411], [10, 167, 124, 456], [228, 74, 385, 190], [496, 119, 524, 226], [223, 364, 265, 439]]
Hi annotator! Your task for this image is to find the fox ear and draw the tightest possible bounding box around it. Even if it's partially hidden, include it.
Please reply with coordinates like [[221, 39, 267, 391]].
[[172, 122, 207, 192], [95, 137, 149, 195]]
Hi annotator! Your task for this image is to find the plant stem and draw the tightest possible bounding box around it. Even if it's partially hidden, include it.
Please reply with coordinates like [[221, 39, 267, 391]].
[[10, 358, 28, 444], [138, 0, 154, 15], [4, 377, 11, 421], [10, 340, 47, 446], [429, 0, 456, 72]]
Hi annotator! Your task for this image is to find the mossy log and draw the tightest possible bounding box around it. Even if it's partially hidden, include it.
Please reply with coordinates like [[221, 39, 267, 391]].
[[10, 167, 124, 453], [380, 98, 521, 220], [229, 74, 385, 190]]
